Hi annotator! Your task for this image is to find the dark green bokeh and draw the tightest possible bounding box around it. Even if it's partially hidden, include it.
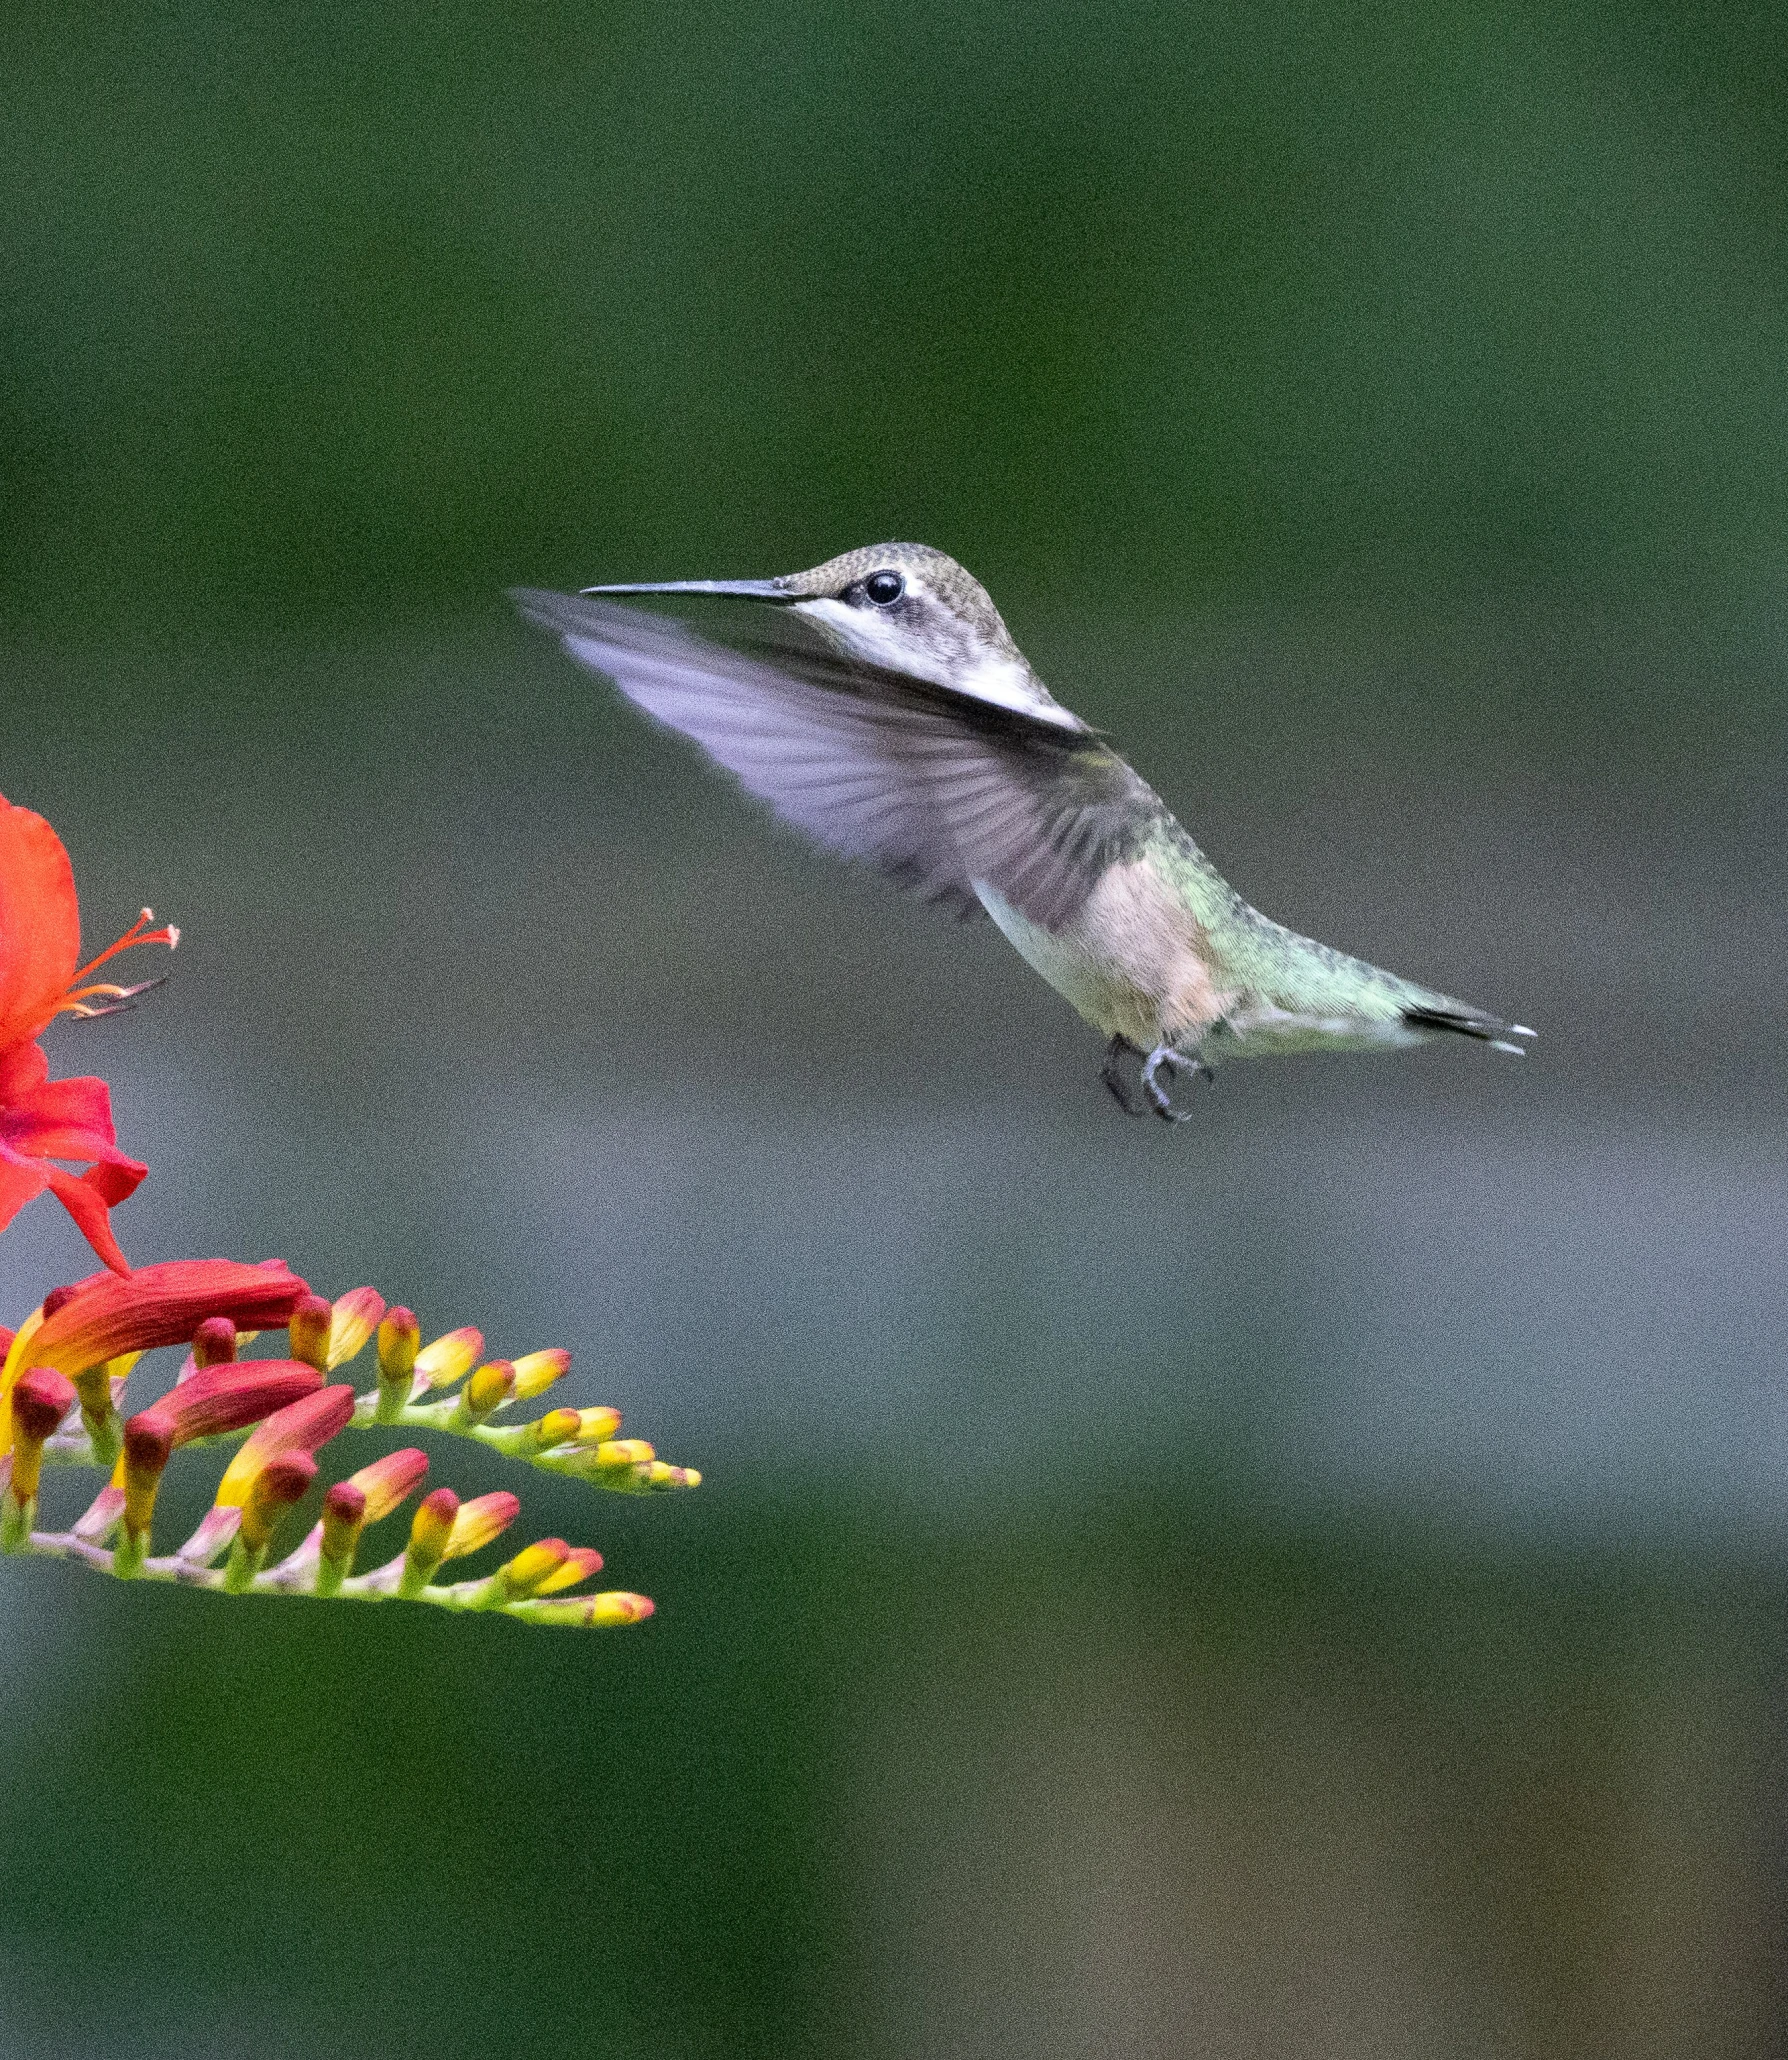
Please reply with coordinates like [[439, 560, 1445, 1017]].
[[7, 0, 1788, 647], [3, 5, 1786, 2055]]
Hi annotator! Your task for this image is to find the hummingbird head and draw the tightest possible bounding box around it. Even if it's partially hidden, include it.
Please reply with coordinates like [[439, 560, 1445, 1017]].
[[583, 542, 1035, 696]]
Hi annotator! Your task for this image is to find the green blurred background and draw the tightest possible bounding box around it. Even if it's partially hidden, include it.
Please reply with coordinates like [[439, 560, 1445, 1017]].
[[4, 3, 1787, 2054]]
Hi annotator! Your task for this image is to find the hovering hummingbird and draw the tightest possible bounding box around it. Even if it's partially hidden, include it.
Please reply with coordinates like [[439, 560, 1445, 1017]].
[[512, 544, 1532, 1118]]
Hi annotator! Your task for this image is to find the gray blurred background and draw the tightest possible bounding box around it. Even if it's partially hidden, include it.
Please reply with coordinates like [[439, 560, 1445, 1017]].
[[3, 4, 1786, 2055]]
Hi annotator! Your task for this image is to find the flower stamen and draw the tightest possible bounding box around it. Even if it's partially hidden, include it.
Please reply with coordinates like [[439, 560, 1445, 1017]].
[[62, 909, 180, 1016]]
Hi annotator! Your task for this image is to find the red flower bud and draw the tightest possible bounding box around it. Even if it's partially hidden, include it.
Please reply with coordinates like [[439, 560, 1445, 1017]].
[[133, 1360, 324, 1450], [320, 1479, 367, 1563], [24, 1259, 310, 1376], [10, 1366, 75, 1446], [8, 1366, 76, 1502], [240, 1452, 317, 1552], [191, 1316, 238, 1368], [121, 1411, 175, 1540]]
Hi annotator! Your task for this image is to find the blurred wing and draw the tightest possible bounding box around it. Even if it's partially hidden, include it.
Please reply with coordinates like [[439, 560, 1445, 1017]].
[[511, 589, 1158, 928]]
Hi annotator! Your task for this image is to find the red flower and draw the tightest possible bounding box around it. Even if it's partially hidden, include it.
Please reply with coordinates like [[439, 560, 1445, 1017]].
[[0, 1256, 313, 1457], [0, 793, 177, 1274], [17, 1256, 311, 1377]]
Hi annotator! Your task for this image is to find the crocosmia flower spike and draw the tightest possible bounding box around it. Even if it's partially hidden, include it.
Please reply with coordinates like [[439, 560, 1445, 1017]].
[[0, 797, 697, 1632], [0, 1267, 698, 1629]]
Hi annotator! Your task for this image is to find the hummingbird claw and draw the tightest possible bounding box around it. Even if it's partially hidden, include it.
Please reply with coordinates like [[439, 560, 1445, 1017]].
[[1100, 1035, 1149, 1117], [1141, 1044, 1214, 1123]]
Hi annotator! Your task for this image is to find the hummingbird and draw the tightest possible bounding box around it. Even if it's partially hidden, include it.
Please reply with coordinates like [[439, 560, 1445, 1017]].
[[512, 543, 1532, 1119]]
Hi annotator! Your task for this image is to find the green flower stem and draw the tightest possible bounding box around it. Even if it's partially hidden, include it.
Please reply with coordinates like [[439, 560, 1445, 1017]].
[[45, 1392, 698, 1494], [7, 1528, 645, 1626], [0, 1492, 33, 1554], [347, 1391, 699, 1492]]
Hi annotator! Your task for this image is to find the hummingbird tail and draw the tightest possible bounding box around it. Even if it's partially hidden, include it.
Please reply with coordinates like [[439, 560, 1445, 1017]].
[[1402, 1003, 1536, 1056]]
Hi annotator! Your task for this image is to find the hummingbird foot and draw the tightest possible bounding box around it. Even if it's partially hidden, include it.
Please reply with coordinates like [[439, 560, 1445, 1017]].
[[1141, 1044, 1215, 1124], [1100, 1035, 1150, 1117]]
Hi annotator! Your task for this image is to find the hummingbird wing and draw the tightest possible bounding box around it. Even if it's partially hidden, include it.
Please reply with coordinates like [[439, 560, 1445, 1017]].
[[512, 589, 1159, 928]]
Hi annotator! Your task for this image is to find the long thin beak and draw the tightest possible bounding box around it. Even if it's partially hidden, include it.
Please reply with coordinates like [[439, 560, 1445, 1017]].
[[578, 578, 793, 601]]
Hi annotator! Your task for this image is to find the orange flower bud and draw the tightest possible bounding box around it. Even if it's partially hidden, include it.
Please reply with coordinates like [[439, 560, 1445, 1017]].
[[399, 1486, 459, 1594], [414, 1326, 482, 1391], [512, 1591, 655, 1628], [326, 1287, 385, 1369], [459, 1360, 516, 1423], [374, 1304, 422, 1420], [346, 1447, 430, 1523], [71, 1363, 118, 1448], [310, 1478, 366, 1595], [377, 1306, 420, 1380], [319, 1480, 366, 1561], [287, 1294, 334, 1372], [593, 1438, 655, 1470], [121, 1411, 174, 1544], [498, 1537, 572, 1600], [519, 1405, 620, 1453], [10, 1366, 74, 1446], [511, 1349, 571, 1400], [527, 1406, 583, 1451], [214, 1385, 355, 1508], [532, 1544, 604, 1596], [444, 1491, 520, 1559]]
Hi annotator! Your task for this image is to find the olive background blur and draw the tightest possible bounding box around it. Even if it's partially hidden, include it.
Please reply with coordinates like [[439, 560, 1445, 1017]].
[[4, 6, 1788, 2056]]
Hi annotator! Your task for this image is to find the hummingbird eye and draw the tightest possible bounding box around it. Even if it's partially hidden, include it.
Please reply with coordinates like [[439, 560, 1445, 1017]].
[[863, 570, 905, 606]]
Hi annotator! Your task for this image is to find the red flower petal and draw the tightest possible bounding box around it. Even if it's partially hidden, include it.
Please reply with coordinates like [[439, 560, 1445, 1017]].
[[0, 1033, 145, 1276], [0, 1151, 50, 1239], [22, 1258, 312, 1375], [0, 799, 176, 1276], [134, 1360, 326, 1447], [0, 798, 80, 1051], [3, 1064, 125, 1141], [41, 1165, 135, 1278]]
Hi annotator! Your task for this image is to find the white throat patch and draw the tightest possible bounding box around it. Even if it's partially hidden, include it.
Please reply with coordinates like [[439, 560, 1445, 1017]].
[[792, 598, 1085, 731]]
